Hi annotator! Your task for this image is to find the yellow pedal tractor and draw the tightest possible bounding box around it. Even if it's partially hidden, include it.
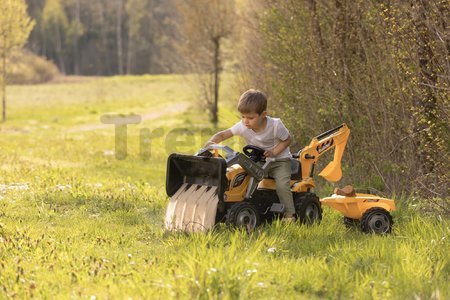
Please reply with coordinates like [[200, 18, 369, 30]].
[[165, 124, 395, 234]]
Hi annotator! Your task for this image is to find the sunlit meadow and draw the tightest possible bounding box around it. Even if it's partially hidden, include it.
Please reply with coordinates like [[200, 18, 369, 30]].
[[0, 75, 448, 299]]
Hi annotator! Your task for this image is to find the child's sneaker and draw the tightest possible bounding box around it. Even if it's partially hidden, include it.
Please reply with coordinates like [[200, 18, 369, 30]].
[[281, 215, 296, 223]]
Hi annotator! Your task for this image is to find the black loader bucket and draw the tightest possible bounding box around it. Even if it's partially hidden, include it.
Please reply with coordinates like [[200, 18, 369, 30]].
[[165, 153, 228, 232]]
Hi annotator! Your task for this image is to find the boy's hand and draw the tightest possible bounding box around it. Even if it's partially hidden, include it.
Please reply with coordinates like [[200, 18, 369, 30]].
[[205, 129, 233, 148], [264, 150, 274, 158], [204, 141, 216, 148]]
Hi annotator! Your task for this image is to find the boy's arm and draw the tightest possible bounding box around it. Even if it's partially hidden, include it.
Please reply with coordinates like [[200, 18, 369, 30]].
[[265, 134, 292, 158], [204, 129, 234, 147]]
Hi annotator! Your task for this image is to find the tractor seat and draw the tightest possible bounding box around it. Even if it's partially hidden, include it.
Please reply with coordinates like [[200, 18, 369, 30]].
[[266, 159, 302, 180], [290, 159, 302, 180]]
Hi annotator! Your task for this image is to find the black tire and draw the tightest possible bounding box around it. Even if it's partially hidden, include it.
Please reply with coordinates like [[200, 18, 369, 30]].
[[226, 202, 260, 230], [343, 217, 359, 227], [294, 193, 322, 225], [360, 207, 393, 234]]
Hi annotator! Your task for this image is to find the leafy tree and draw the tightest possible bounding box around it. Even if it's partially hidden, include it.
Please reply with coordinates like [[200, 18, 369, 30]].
[[26, 0, 181, 75], [125, 0, 147, 74], [42, 0, 68, 73], [65, 0, 84, 75], [0, 0, 34, 122]]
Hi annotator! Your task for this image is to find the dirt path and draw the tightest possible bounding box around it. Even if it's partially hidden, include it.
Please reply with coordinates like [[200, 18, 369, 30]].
[[66, 103, 189, 133]]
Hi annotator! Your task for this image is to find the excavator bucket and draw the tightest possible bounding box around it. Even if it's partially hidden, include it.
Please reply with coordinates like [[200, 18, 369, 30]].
[[318, 124, 350, 182], [165, 154, 228, 232], [319, 161, 342, 182]]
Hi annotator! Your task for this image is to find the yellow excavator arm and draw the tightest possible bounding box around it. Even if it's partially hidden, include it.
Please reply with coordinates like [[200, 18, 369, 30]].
[[299, 124, 350, 182]]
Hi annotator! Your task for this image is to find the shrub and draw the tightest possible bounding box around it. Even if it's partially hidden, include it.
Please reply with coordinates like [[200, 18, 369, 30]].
[[6, 49, 59, 84]]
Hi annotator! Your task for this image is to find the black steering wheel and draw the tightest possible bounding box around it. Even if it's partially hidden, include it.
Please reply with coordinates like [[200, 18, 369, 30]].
[[243, 145, 266, 162]]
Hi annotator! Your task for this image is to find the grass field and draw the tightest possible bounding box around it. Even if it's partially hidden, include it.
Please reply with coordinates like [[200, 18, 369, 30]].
[[0, 75, 448, 299]]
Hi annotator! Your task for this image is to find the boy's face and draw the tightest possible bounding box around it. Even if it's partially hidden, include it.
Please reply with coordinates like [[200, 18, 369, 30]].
[[240, 111, 267, 131]]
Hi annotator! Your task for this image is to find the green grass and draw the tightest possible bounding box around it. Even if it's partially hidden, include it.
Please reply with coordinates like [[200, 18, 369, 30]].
[[0, 74, 448, 299]]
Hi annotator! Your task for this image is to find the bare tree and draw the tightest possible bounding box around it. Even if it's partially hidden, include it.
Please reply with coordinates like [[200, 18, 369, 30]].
[[177, 0, 235, 125], [116, 0, 124, 75]]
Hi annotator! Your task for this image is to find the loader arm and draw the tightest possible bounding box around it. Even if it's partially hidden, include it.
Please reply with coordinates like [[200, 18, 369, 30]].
[[299, 123, 350, 182]]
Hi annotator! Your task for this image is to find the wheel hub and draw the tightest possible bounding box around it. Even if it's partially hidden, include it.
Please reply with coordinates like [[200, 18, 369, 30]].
[[368, 213, 390, 233], [237, 209, 257, 227], [305, 204, 319, 222]]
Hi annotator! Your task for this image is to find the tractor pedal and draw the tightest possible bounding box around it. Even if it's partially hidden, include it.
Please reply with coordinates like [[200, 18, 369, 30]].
[[270, 203, 285, 213]]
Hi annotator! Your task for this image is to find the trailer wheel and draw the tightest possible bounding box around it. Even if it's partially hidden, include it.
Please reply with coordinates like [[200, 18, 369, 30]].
[[294, 193, 322, 225], [360, 207, 393, 234], [227, 202, 260, 231], [343, 217, 359, 227]]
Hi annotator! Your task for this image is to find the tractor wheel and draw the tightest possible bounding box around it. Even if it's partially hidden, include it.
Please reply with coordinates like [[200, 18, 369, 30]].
[[360, 207, 393, 234], [343, 217, 359, 227], [226, 202, 260, 231], [294, 193, 322, 225]]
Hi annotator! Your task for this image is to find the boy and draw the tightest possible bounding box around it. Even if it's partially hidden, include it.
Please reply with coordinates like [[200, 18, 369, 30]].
[[205, 89, 296, 220]]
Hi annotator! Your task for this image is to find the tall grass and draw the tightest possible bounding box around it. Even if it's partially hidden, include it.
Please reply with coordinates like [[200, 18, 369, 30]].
[[0, 75, 448, 299]]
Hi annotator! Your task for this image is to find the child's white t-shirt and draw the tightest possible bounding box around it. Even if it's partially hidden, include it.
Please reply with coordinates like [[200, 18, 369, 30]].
[[230, 116, 291, 159]]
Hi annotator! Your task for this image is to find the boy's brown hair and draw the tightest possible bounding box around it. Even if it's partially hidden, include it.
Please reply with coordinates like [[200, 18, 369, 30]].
[[237, 89, 267, 115]]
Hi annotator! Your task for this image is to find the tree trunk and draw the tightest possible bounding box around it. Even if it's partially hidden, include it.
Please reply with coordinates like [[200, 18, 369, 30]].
[[97, 1, 110, 75], [126, 25, 133, 74], [212, 37, 220, 125], [308, 0, 325, 52], [116, 0, 124, 75], [334, 0, 347, 119], [2, 48, 6, 122], [56, 25, 66, 74], [73, 0, 81, 75], [412, 0, 438, 174]]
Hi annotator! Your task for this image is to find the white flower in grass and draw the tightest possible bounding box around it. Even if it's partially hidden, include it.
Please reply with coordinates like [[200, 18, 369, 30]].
[[56, 184, 71, 191], [90, 296, 96, 300], [103, 150, 114, 156], [207, 267, 217, 274], [257, 282, 265, 288], [267, 247, 276, 253], [245, 269, 257, 276], [127, 183, 137, 190], [127, 253, 132, 258], [3, 183, 29, 191]]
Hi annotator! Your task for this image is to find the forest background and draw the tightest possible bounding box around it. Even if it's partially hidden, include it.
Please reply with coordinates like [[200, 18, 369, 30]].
[[2, 0, 449, 208]]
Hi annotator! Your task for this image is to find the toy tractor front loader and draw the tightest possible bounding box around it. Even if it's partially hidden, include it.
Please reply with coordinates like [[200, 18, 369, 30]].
[[165, 145, 265, 232], [165, 153, 228, 232]]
